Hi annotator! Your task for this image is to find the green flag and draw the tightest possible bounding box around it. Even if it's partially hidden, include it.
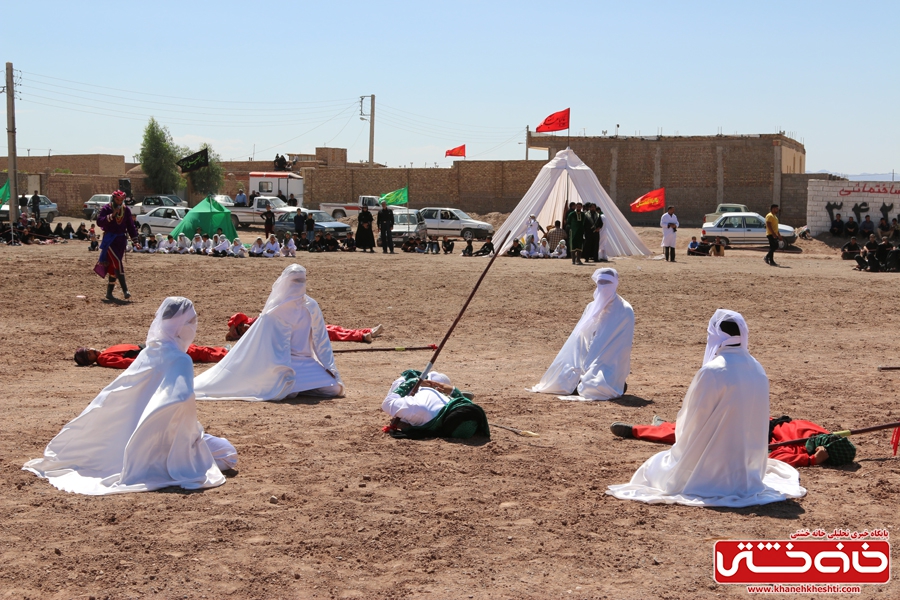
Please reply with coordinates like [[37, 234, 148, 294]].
[[0, 180, 9, 206], [380, 187, 408, 205]]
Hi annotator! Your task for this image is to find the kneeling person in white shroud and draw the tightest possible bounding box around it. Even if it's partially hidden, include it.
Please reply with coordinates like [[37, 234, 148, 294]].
[[194, 264, 344, 401], [531, 268, 634, 400], [22, 297, 235, 495], [606, 309, 807, 507]]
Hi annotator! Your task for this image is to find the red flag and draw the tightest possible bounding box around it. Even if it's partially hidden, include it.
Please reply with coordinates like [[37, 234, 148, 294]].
[[630, 188, 666, 213], [445, 144, 466, 157], [536, 108, 570, 132]]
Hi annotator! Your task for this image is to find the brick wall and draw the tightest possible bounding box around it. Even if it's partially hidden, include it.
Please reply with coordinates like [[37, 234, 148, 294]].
[[780, 174, 842, 226], [0, 154, 126, 176], [44, 173, 150, 216], [807, 181, 900, 235]]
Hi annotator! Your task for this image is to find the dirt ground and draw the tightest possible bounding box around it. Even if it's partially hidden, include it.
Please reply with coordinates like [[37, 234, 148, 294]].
[[1, 219, 898, 599]]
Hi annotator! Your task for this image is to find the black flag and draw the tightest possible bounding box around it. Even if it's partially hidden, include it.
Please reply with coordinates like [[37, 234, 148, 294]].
[[177, 148, 209, 173]]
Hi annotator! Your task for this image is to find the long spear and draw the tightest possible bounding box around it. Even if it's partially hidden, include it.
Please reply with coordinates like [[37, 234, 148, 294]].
[[333, 344, 436, 354], [412, 232, 510, 392], [768, 420, 900, 450]]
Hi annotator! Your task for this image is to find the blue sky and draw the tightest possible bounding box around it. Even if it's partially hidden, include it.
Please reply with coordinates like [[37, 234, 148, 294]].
[[2, 1, 898, 175]]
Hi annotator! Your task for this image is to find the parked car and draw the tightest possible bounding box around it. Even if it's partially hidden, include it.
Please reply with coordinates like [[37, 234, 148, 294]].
[[273, 208, 351, 240], [210, 194, 234, 206], [228, 195, 293, 229], [135, 207, 190, 236], [419, 207, 494, 240], [701, 212, 798, 246], [377, 208, 427, 246], [1, 195, 59, 222], [132, 194, 187, 215], [319, 195, 380, 219], [83, 194, 112, 219], [704, 203, 751, 224]]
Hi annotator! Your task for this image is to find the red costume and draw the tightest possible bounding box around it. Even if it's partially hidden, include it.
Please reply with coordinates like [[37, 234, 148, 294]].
[[227, 313, 372, 343], [631, 419, 830, 468], [96, 344, 227, 369]]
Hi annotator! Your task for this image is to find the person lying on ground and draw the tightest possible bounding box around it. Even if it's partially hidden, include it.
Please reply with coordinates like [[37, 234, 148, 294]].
[[225, 312, 383, 344], [381, 369, 490, 440], [75, 341, 228, 369], [610, 415, 856, 468]]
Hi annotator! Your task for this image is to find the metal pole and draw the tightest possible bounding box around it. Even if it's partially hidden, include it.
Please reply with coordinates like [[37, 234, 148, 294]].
[[6, 62, 18, 225], [525, 125, 529, 160], [368, 94, 375, 166]]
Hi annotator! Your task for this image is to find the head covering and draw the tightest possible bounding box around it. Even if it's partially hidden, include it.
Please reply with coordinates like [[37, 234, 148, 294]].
[[805, 434, 856, 466], [540, 237, 549, 247], [703, 309, 749, 366], [227, 313, 252, 328], [145, 297, 198, 353], [112, 190, 126, 202], [233, 237, 241, 245], [155, 234, 163, 243], [425, 371, 451, 386], [74, 347, 92, 366], [262, 264, 307, 314]]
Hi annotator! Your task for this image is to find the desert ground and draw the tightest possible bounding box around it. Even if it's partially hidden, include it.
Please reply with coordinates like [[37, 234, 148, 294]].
[[1, 218, 898, 599]]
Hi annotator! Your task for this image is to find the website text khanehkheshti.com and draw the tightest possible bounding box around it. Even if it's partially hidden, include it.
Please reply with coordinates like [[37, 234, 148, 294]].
[[746, 584, 862, 594]]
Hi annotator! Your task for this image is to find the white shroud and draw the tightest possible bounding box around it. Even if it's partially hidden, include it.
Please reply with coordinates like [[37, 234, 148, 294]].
[[531, 268, 634, 400], [607, 310, 806, 507], [194, 264, 343, 401], [22, 297, 227, 495]]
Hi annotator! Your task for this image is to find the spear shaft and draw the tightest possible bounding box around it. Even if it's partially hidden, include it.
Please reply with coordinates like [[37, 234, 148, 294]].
[[768, 420, 900, 449]]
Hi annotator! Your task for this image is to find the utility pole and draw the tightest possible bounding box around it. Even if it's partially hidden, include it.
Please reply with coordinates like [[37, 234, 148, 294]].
[[525, 126, 529, 160], [5, 62, 19, 225], [368, 94, 375, 166]]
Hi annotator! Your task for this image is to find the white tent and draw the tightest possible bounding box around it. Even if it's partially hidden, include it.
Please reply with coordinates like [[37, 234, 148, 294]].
[[493, 148, 652, 257]]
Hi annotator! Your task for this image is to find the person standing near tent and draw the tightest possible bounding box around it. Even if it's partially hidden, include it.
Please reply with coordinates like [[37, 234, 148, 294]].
[[94, 190, 140, 301], [660, 206, 679, 262], [356, 205, 376, 252], [567, 201, 586, 265], [377, 201, 395, 254], [583, 203, 601, 263], [524, 214, 545, 247], [262, 203, 276, 238]]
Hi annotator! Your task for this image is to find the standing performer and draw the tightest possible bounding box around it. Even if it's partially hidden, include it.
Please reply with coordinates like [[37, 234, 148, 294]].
[[531, 268, 634, 400], [194, 264, 344, 401], [23, 297, 233, 495], [524, 214, 545, 248], [660, 205, 678, 262], [607, 310, 807, 507], [356, 204, 376, 253], [377, 200, 395, 254], [94, 190, 140, 301], [566, 201, 586, 265]]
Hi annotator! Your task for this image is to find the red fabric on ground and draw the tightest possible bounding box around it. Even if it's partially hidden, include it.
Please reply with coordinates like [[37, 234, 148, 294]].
[[186, 344, 228, 364], [631, 419, 830, 468], [326, 324, 371, 343], [96, 343, 227, 369]]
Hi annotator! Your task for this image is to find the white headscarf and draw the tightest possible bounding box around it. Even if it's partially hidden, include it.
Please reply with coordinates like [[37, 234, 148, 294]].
[[232, 237, 242, 247], [263, 264, 307, 314], [145, 297, 198, 353], [177, 233, 190, 249], [702, 309, 749, 366]]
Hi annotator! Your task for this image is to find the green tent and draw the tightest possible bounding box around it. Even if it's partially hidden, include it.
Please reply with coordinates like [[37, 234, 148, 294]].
[[0, 180, 9, 205], [170, 196, 239, 241]]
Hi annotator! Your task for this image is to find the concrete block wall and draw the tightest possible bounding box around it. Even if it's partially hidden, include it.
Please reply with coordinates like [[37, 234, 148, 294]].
[[807, 181, 900, 236]]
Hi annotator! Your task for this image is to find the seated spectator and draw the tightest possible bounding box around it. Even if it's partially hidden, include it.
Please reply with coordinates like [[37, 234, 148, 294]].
[[201, 234, 212, 255], [892, 219, 900, 241], [506, 238, 522, 257], [844, 217, 859, 237], [211, 234, 230, 257], [263, 234, 281, 257], [878, 217, 893, 239], [829, 214, 845, 237], [401, 237, 417, 253], [415, 238, 427, 253], [426, 236, 440, 254], [711, 236, 725, 257], [854, 234, 880, 271], [546, 220, 566, 250], [534, 237, 551, 258], [323, 232, 340, 252], [308, 233, 326, 253], [859, 215, 876, 238], [282, 233, 298, 257], [249, 236, 265, 257], [551, 238, 568, 258], [297, 235, 310, 250], [885, 243, 900, 272], [159, 234, 176, 254], [190, 234, 203, 254], [229, 237, 246, 258], [441, 236, 454, 254], [146, 236, 158, 253], [73, 223, 87, 240], [460, 239, 474, 257], [521, 234, 537, 257], [88, 229, 99, 251], [53, 223, 64, 238], [687, 236, 707, 256], [472, 236, 495, 257], [341, 232, 357, 252], [175, 233, 191, 254], [875, 237, 892, 267], [841, 237, 860, 260]]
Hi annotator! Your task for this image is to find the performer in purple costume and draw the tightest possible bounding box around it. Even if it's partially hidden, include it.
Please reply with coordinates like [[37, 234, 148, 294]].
[[94, 190, 140, 300]]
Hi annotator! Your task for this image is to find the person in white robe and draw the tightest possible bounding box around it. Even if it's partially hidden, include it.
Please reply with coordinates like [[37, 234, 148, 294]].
[[159, 234, 176, 254], [550, 238, 568, 258], [175, 233, 191, 254], [382, 371, 453, 427], [520, 234, 538, 258], [660, 206, 679, 262], [190, 233, 204, 254], [263, 234, 281, 258], [596, 222, 609, 262], [535, 237, 551, 258], [524, 214, 545, 247], [282, 233, 297, 257], [606, 309, 807, 507], [200, 234, 212, 255], [194, 264, 344, 401], [22, 297, 234, 495], [211, 234, 230, 257], [531, 268, 634, 400], [229, 237, 246, 258], [249, 236, 265, 257]]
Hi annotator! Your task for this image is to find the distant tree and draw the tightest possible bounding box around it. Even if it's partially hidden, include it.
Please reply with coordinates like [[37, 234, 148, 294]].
[[187, 143, 225, 196], [139, 118, 183, 193]]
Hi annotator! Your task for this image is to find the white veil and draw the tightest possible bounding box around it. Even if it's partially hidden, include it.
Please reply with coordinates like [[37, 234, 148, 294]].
[[703, 309, 749, 366], [145, 296, 198, 353], [263, 264, 307, 313]]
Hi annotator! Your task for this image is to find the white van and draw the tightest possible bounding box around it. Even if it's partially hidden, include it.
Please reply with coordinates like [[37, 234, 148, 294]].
[[248, 172, 304, 204]]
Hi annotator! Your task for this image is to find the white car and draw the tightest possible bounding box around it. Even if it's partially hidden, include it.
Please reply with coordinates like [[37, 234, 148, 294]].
[[210, 194, 234, 206], [701, 212, 798, 246], [132, 194, 187, 215], [136, 207, 190, 236], [419, 207, 494, 240], [1, 194, 59, 222]]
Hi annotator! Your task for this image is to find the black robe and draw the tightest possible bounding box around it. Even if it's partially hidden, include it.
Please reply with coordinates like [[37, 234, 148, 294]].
[[356, 210, 376, 249]]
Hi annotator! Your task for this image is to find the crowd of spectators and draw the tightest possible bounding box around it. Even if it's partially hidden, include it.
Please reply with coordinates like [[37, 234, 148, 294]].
[[830, 212, 900, 272], [2, 213, 92, 246]]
